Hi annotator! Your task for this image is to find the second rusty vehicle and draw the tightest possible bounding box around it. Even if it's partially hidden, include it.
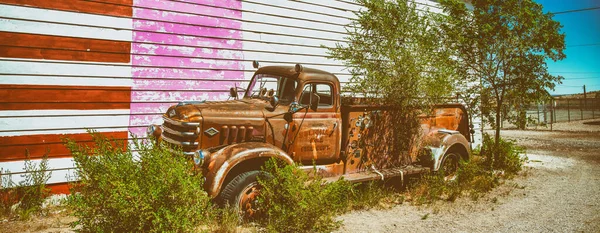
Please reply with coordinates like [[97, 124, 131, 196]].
[[148, 63, 473, 216]]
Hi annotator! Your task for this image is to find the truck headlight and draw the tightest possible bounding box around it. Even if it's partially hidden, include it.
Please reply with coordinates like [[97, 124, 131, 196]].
[[147, 124, 156, 136], [147, 124, 162, 138], [193, 150, 209, 166]]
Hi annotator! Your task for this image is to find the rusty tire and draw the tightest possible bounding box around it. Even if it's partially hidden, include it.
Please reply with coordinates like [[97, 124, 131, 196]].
[[440, 152, 460, 181], [218, 170, 266, 220]]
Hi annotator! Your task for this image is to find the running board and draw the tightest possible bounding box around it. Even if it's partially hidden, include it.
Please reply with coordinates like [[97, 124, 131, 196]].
[[322, 166, 430, 184]]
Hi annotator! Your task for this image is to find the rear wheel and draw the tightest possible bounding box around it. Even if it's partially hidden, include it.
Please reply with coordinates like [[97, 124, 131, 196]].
[[440, 152, 460, 181], [218, 171, 265, 220]]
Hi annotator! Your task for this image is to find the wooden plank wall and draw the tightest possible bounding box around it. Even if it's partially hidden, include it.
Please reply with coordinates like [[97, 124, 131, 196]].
[[0, 0, 477, 193]]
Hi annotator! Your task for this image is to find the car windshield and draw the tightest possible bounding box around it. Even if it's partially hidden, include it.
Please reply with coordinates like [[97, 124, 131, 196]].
[[245, 74, 297, 104]]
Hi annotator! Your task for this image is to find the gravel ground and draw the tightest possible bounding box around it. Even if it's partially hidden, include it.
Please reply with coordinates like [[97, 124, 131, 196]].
[[336, 119, 600, 233]]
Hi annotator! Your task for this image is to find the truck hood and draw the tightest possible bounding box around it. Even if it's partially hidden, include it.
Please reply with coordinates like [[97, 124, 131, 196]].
[[166, 99, 270, 121]]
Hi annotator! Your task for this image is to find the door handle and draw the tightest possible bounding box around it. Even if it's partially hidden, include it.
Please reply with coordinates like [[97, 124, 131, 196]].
[[329, 122, 338, 136]]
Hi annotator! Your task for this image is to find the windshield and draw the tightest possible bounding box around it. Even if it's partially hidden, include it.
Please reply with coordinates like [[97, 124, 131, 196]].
[[245, 74, 297, 104]]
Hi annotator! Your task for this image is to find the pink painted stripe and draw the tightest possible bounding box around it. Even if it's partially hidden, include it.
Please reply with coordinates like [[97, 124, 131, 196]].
[[133, 32, 242, 49], [133, 8, 241, 29], [132, 79, 247, 90], [134, 0, 242, 18], [132, 43, 243, 59], [134, 20, 242, 39], [132, 90, 230, 102], [132, 68, 244, 79], [129, 93, 232, 114], [174, 0, 242, 9], [133, 56, 242, 69], [130, 0, 244, 135]]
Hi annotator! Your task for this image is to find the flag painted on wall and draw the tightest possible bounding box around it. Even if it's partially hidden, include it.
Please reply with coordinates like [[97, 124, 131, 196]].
[[0, 0, 399, 193]]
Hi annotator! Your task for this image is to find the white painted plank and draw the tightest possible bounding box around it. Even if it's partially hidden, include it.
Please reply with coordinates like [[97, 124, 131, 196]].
[[0, 60, 132, 77], [0, 75, 132, 87], [241, 30, 340, 49], [242, 11, 348, 33], [0, 18, 132, 42], [291, 0, 364, 12], [0, 110, 131, 137], [242, 71, 353, 83], [242, 59, 350, 74], [0, 157, 75, 174], [0, 157, 79, 185], [242, 1, 353, 26], [1, 168, 77, 185], [242, 21, 346, 42], [245, 0, 357, 19], [242, 51, 345, 66], [0, 4, 132, 30]]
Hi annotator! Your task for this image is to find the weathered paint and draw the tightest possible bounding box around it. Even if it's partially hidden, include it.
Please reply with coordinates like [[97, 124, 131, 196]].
[[129, 0, 244, 136]]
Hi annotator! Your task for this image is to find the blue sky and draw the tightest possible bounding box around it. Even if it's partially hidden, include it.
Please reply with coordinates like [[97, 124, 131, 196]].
[[536, 0, 600, 95]]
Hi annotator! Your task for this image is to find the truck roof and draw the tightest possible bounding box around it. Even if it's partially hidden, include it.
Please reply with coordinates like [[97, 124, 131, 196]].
[[254, 65, 339, 84]]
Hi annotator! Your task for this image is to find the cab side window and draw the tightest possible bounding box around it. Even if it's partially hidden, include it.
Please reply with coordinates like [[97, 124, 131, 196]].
[[299, 83, 334, 109], [315, 84, 333, 107]]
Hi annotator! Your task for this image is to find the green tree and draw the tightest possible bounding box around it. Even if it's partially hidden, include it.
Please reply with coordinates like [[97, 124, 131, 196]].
[[439, 0, 565, 161], [326, 0, 461, 165]]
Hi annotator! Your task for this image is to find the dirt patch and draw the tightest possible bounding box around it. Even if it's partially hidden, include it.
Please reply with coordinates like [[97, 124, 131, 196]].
[[336, 121, 600, 232], [583, 120, 600, 125]]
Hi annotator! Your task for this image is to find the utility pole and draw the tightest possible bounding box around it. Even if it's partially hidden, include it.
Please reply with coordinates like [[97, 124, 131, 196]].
[[583, 85, 587, 110]]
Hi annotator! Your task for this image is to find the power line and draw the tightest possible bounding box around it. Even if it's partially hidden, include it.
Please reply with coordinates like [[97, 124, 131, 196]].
[[566, 77, 600, 80], [551, 6, 600, 14], [559, 84, 600, 87], [568, 43, 600, 48], [550, 71, 600, 74]]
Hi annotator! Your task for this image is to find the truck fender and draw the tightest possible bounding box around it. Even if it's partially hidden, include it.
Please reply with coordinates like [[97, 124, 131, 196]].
[[427, 131, 471, 172], [204, 142, 294, 197]]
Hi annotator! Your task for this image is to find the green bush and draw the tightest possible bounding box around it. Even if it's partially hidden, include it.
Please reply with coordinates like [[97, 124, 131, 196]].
[[65, 132, 214, 232], [481, 133, 526, 176], [256, 159, 354, 233], [0, 153, 51, 220]]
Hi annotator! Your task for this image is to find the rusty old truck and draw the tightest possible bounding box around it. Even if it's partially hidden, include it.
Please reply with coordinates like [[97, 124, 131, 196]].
[[148, 63, 472, 215]]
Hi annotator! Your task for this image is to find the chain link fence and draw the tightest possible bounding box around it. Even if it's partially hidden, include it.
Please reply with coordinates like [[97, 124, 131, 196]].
[[504, 98, 600, 129]]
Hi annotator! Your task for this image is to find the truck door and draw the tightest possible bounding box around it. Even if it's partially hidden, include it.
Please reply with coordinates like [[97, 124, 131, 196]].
[[289, 82, 341, 165]]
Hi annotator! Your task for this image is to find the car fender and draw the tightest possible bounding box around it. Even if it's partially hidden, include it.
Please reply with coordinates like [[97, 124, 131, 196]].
[[427, 130, 471, 171], [204, 142, 294, 197]]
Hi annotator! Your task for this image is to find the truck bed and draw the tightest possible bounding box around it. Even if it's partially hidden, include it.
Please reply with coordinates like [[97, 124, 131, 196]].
[[339, 102, 471, 171]]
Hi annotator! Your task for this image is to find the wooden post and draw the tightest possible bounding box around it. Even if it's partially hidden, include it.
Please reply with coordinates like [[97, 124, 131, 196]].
[[580, 99, 584, 120], [554, 99, 557, 122], [550, 99, 554, 131], [537, 103, 540, 125], [567, 99, 570, 122], [550, 108, 554, 131]]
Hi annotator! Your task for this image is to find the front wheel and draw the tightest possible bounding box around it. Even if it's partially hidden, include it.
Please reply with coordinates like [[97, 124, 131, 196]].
[[218, 171, 266, 219]]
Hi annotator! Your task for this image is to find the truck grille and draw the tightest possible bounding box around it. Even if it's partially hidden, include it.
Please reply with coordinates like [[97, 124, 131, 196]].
[[220, 125, 254, 145], [162, 116, 200, 154]]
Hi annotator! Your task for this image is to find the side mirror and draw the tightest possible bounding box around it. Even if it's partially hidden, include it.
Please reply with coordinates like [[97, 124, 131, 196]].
[[309, 93, 320, 112], [265, 96, 279, 112], [229, 87, 238, 99]]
